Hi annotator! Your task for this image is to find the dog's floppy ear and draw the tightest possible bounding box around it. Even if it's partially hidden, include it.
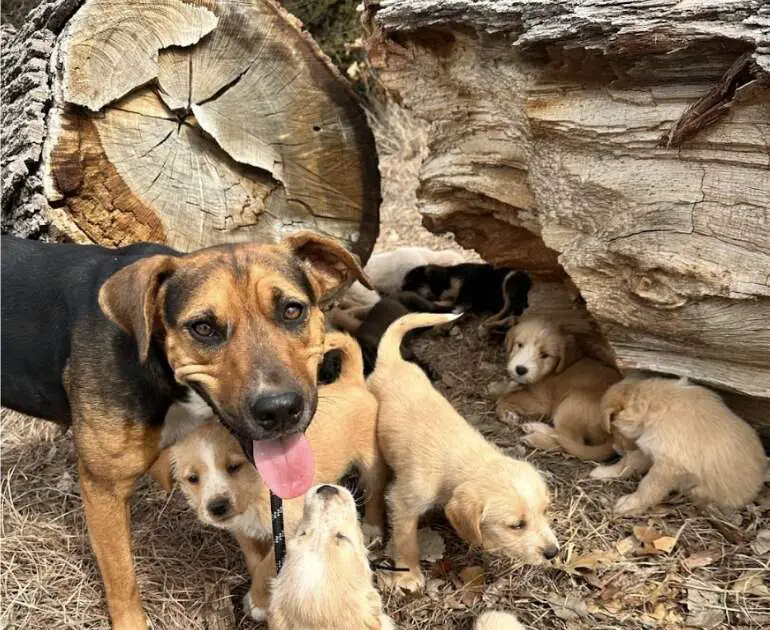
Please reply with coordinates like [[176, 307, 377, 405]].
[[445, 483, 485, 546], [285, 231, 372, 300], [99, 255, 177, 363], [504, 327, 517, 354], [555, 330, 579, 373]]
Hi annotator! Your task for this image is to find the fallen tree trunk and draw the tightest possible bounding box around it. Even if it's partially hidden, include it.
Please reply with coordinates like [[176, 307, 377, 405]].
[[365, 0, 770, 439], [2, 0, 379, 261]]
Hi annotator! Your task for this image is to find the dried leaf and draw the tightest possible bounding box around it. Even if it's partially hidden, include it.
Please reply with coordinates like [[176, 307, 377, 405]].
[[686, 583, 724, 628], [750, 529, 770, 556], [562, 550, 619, 575], [633, 525, 662, 543], [634, 541, 664, 557], [459, 566, 485, 591], [682, 548, 721, 570], [731, 572, 770, 597], [653, 536, 677, 553], [546, 595, 592, 621], [615, 536, 636, 556], [417, 528, 445, 563]]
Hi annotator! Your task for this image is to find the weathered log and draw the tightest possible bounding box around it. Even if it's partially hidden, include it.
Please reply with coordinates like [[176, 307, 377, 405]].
[[2, 0, 379, 261], [365, 0, 770, 439]]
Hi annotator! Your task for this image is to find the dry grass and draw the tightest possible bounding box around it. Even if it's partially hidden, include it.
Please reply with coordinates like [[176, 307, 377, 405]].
[[2, 103, 768, 630]]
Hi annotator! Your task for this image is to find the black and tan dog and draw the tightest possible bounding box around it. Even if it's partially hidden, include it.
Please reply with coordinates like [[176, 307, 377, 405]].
[[0, 232, 368, 630]]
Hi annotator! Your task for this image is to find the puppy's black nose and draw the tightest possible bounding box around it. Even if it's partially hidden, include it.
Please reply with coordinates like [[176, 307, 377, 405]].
[[316, 484, 339, 498], [207, 496, 231, 519], [543, 545, 559, 560], [515, 365, 528, 376], [250, 391, 304, 429]]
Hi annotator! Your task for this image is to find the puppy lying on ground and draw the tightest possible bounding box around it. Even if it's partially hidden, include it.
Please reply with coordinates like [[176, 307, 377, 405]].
[[331, 297, 438, 378], [342, 246, 465, 308], [368, 312, 559, 593], [593, 376, 767, 515], [168, 332, 386, 620], [268, 484, 395, 630], [400, 263, 531, 326], [496, 317, 620, 461]]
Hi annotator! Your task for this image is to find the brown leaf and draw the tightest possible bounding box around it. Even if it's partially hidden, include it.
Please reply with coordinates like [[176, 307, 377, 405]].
[[652, 536, 677, 553], [682, 548, 721, 570], [731, 572, 770, 597], [633, 525, 662, 543], [615, 536, 636, 556], [634, 541, 664, 557], [459, 566, 485, 592], [562, 550, 619, 575]]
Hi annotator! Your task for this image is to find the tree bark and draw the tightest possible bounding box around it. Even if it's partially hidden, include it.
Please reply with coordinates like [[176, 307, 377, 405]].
[[365, 0, 770, 439], [2, 0, 380, 261]]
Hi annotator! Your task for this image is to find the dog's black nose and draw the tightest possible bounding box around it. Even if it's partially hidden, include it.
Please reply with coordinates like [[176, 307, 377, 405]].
[[207, 496, 231, 519], [515, 365, 528, 376], [543, 545, 559, 560], [316, 484, 339, 498], [250, 391, 304, 429]]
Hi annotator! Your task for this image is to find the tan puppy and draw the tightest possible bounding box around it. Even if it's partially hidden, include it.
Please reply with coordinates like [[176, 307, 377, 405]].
[[593, 377, 767, 515], [475, 611, 526, 630], [169, 332, 386, 620], [496, 317, 620, 461], [268, 484, 395, 630], [368, 313, 559, 593]]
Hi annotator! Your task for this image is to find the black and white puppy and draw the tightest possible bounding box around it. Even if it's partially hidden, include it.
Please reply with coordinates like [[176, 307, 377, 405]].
[[401, 263, 531, 319]]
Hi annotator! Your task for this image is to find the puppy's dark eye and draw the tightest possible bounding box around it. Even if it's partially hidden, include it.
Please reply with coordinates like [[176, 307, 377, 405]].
[[226, 462, 242, 475], [509, 521, 526, 530], [541, 352, 549, 359], [187, 473, 199, 484], [516, 342, 523, 349], [282, 301, 306, 322], [335, 532, 350, 543]]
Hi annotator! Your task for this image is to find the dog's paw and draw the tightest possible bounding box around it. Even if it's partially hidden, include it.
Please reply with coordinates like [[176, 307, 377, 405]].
[[521, 424, 559, 451], [614, 493, 646, 516], [496, 404, 521, 425], [362, 522, 385, 547], [487, 380, 512, 399], [378, 568, 425, 594], [521, 422, 552, 435], [590, 465, 620, 480], [243, 591, 267, 623]]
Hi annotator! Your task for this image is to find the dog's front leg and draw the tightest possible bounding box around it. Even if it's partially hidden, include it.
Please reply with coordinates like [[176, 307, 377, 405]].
[[591, 449, 651, 480], [383, 489, 425, 593], [244, 550, 276, 622], [75, 421, 161, 630], [614, 461, 677, 515], [235, 533, 272, 577]]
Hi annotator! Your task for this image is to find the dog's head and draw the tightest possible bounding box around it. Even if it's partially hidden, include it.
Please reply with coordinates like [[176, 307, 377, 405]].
[[99, 232, 370, 444], [444, 459, 559, 565], [170, 423, 261, 530], [269, 484, 391, 630], [505, 318, 579, 385], [601, 378, 649, 442]]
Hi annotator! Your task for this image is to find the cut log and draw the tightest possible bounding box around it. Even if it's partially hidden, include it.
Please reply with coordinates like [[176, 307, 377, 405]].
[[2, 0, 379, 261], [365, 0, 770, 440]]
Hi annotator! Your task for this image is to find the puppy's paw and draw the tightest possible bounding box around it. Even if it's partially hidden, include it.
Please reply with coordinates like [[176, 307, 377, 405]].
[[242, 591, 267, 623], [487, 380, 512, 399], [590, 465, 620, 480], [521, 422, 552, 435], [521, 425, 559, 451], [614, 493, 647, 516], [362, 522, 385, 547], [496, 403, 521, 425], [379, 568, 425, 594]]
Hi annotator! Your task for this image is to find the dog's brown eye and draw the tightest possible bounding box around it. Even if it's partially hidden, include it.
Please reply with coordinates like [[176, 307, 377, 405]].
[[516, 342, 523, 349], [187, 473, 199, 484], [226, 462, 242, 475], [193, 322, 213, 337], [541, 352, 549, 359], [282, 301, 306, 322]]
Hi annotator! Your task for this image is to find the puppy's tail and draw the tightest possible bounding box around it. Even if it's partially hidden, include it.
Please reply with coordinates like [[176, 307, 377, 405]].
[[377, 312, 462, 367], [554, 434, 617, 462], [324, 332, 366, 386]]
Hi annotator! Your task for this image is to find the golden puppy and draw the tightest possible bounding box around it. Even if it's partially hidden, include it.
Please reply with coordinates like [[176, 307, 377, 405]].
[[496, 317, 620, 461], [368, 313, 559, 593], [169, 332, 387, 620], [268, 484, 395, 630], [594, 377, 767, 515], [474, 611, 526, 630]]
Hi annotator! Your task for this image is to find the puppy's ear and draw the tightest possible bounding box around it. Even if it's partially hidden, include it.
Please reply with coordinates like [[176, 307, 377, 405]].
[[555, 330, 579, 373], [445, 484, 485, 546], [99, 255, 177, 363], [147, 449, 175, 493], [285, 231, 373, 300], [504, 327, 517, 354]]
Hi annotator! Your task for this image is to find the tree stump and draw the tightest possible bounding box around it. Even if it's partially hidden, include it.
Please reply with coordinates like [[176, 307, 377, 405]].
[[365, 0, 770, 440], [2, 0, 380, 261]]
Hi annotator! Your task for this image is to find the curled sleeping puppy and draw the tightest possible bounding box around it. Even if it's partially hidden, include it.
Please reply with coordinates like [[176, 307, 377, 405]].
[[474, 611, 526, 630], [268, 484, 395, 630], [496, 317, 621, 461], [593, 376, 767, 515], [368, 312, 559, 593], [342, 246, 465, 309], [166, 331, 386, 620]]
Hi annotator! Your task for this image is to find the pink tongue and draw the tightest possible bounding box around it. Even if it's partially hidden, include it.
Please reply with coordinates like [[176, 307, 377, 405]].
[[252, 433, 314, 499]]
